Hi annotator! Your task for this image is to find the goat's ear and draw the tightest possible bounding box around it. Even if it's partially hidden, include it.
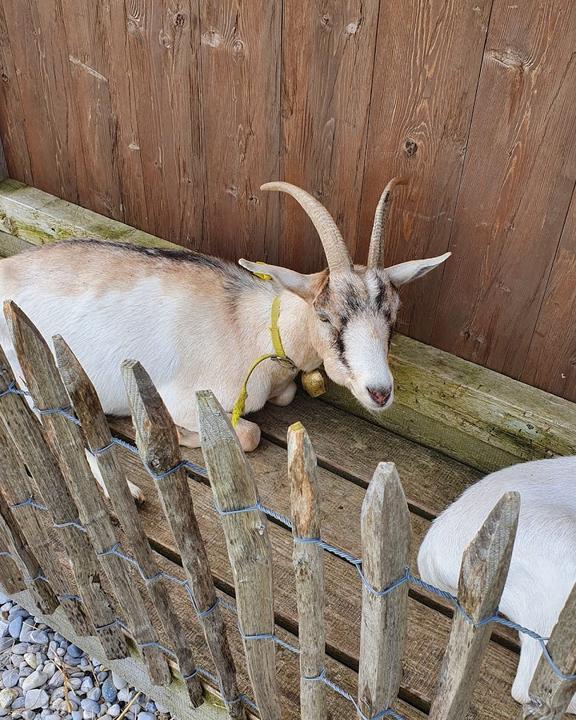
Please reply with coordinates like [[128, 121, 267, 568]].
[[238, 259, 328, 302], [385, 252, 451, 287]]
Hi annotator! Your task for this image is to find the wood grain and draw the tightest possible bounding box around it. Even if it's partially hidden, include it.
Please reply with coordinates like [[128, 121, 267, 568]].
[[359, 0, 492, 342], [432, 0, 576, 379], [280, 0, 380, 273], [358, 463, 410, 719], [524, 582, 576, 719], [110, 424, 523, 719], [198, 391, 281, 720], [522, 190, 576, 402], [122, 363, 244, 719], [428, 492, 520, 720], [199, 0, 280, 261], [55, 339, 204, 705], [288, 422, 326, 720], [6, 301, 130, 659]]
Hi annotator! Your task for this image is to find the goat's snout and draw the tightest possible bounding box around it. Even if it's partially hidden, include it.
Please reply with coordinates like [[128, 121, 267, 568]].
[[366, 385, 392, 407]]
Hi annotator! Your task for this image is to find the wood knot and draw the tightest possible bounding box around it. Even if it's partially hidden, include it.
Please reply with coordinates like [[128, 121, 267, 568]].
[[202, 30, 222, 48], [174, 12, 185, 27], [232, 38, 245, 55], [320, 14, 332, 29], [0, 72, 8, 83], [404, 138, 418, 157]]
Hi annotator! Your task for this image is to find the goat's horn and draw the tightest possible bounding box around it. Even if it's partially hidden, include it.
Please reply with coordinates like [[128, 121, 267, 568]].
[[367, 177, 405, 268], [261, 182, 352, 274]]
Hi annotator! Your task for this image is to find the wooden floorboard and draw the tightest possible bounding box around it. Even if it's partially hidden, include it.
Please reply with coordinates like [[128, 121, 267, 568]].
[[109, 418, 522, 720]]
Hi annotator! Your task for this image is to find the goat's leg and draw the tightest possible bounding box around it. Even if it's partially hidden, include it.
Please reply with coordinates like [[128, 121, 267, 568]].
[[176, 419, 260, 453], [268, 380, 297, 407]]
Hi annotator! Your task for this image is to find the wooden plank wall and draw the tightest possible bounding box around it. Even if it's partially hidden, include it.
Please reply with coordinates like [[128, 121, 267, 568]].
[[0, 0, 575, 402]]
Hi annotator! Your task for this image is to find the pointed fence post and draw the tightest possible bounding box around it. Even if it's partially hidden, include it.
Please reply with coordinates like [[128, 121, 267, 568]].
[[5, 301, 132, 660], [358, 462, 411, 720], [197, 390, 282, 720], [428, 491, 520, 720], [0, 519, 26, 595], [0, 342, 97, 636], [523, 581, 576, 720], [288, 422, 326, 720], [0, 424, 59, 614], [54, 338, 205, 708], [121, 362, 245, 720]]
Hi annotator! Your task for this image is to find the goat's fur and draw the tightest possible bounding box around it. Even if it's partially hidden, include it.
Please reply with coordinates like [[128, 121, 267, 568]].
[[418, 456, 576, 714]]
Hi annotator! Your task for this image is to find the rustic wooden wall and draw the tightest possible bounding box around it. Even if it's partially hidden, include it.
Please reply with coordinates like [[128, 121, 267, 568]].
[[0, 0, 575, 402]]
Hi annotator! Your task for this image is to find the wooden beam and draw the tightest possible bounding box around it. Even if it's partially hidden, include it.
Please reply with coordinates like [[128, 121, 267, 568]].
[[325, 333, 576, 473], [0, 178, 180, 249]]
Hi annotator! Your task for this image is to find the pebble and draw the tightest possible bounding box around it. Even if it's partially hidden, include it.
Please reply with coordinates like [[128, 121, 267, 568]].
[[69, 677, 83, 690], [30, 630, 49, 645], [71, 712, 82, 720], [67, 643, 83, 657], [101, 678, 117, 703], [22, 711, 36, 720], [117, 688, 131, 703], [8, 616, 23, 638], [87, 687, 101, 702], [19, 624, 35, 642], [108, 704, 121, 717], [2, 668, 19, 687], [0, 638, 12, 653], [138, 713, 156, 720], [43, 661, 56, 679], [0, 621, 8, 638], [12, 695, 26, 710], [12, 642, 29, 654], [0, 688, 18, 709], [23, 652, 38, 668], [24, 688, 49, 710], [81, 676, 94, 692], [22, 669, 48, 692], [48, 670, 64, 688], [81, 698, 101, 715]]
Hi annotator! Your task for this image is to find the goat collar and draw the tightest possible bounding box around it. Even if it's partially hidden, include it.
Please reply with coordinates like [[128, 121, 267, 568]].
[[231, 295, 296, 428]]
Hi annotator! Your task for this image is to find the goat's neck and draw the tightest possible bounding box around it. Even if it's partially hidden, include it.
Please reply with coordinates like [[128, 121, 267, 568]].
[[240, 287, 321, 373]]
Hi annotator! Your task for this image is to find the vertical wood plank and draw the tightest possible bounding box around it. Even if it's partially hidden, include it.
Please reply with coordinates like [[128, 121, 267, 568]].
[[56, 338, 204, 707], [1, 0, 79, 199], [432, 0, 576, 377], [0, 516, 26, 595], [0, 2, 33, 184], [197, 390, 281, 720], [358, 0, 492, 341], [0, 422, 59, 614], [118, 0, 205, 246], [6, 309, 172, 683], [428, 491, 520, 720], [0, 484, 57, 613], [199, 0, 281, 261], [0, 343, 94, 635], [523, 582, 576, 720], [358, 462, 410, 719], [122, 362, 245, 719], [5, 302, 131, 659], [280, 0, 380, 273], [521, 190, 576, 402], [60, 0, 123, 220], [287, 422, 326, 720]]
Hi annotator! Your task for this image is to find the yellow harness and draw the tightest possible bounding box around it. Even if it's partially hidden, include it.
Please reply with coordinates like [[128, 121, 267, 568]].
[[231, 266, 326, 428], [231, 295, 296, 427]]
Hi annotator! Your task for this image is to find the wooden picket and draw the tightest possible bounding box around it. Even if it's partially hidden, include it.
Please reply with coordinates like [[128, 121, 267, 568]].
[[0, 300, 572, 720]]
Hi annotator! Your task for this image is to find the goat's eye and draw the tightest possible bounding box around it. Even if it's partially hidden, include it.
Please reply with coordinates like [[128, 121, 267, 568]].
[[317, 312, 331, 324]]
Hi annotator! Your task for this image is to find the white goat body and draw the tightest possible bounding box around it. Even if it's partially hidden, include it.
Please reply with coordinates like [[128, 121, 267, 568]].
[[417, 456, 576, 714]]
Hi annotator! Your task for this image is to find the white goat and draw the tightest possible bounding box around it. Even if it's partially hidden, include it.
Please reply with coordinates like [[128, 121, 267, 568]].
[[0, 180, 448, 481], [418, 455, 576, 714]]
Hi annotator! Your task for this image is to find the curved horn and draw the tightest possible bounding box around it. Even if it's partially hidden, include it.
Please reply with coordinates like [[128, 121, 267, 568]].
[[261, 181, 352, 274], [367, 177, 405, 268]]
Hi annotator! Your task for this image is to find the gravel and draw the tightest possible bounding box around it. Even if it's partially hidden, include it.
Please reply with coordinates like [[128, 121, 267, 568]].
[[0, 594, 176, 719]]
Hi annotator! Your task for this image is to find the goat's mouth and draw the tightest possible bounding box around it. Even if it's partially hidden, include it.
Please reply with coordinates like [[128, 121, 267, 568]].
[[349, 381, 394, 412]]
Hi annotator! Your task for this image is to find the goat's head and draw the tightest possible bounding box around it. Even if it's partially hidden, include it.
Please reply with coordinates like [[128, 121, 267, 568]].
[[239, 180, 450, 412]]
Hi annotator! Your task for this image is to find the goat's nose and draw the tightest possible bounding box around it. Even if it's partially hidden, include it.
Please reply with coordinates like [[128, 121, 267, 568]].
[[367, 386, 392, 407]]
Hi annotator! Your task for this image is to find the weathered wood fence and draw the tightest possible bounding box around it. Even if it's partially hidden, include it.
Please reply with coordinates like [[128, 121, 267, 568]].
[[0, 301, 574, 719]]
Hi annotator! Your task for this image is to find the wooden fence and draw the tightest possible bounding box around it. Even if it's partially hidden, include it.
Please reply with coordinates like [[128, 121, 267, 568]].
[[0, 301, 575, 719], [1, 1, 576, 403]]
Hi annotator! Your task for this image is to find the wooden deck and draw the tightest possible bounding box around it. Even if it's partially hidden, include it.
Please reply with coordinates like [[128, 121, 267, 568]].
[[109, 392, 523, 720]]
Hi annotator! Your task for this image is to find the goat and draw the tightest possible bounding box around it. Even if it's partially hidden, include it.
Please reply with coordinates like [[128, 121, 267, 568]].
[[417, 455, 576, 714], [0, 180, 449, 497]]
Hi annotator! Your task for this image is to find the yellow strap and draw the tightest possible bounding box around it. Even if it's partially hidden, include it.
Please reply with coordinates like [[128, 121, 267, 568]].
[[231, 295, 295, 428]]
